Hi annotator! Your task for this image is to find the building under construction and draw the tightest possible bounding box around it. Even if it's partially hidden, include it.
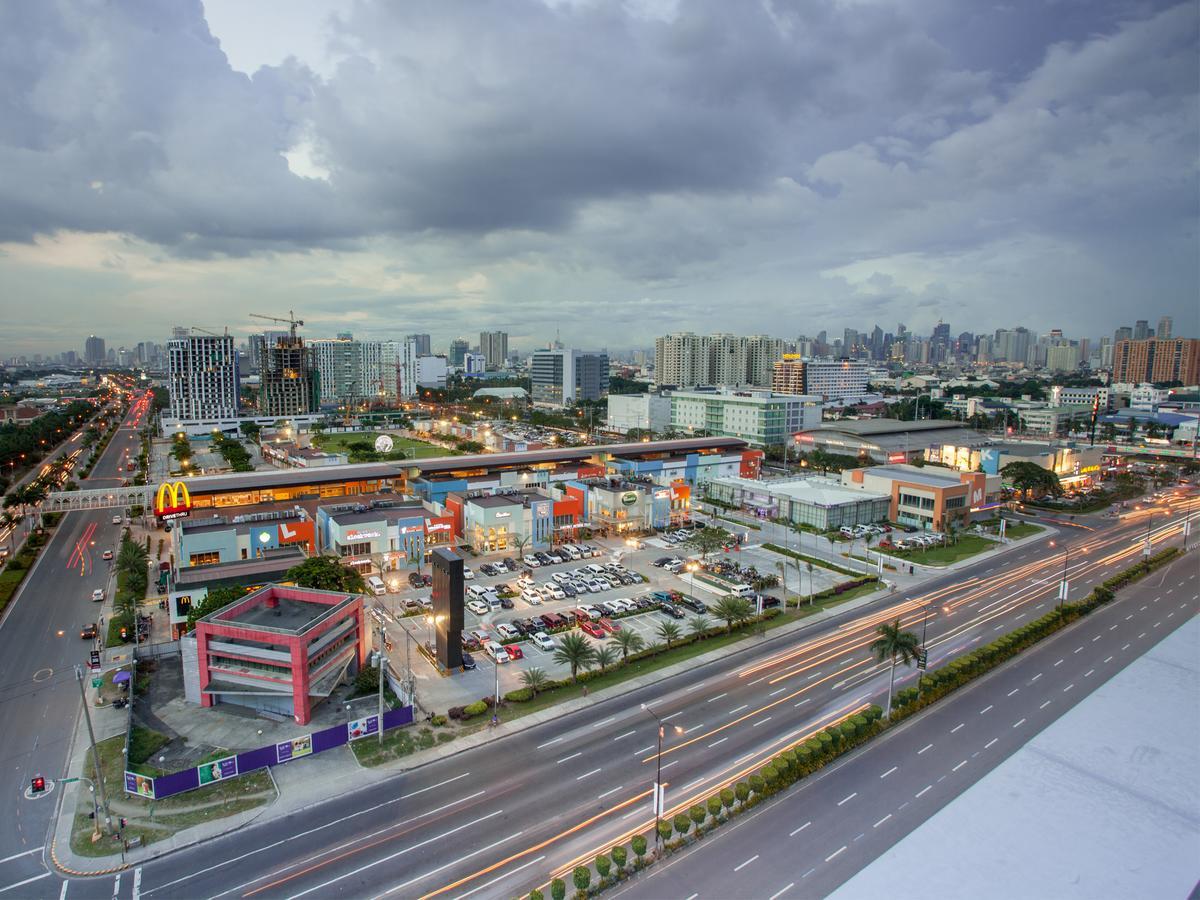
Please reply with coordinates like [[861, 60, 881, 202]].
[[255, 333, 320, 417]]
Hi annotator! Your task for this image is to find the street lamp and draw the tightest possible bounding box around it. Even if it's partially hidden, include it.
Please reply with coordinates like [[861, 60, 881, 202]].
[[685, 561, 699, 604], [641, 703, 683, 853]]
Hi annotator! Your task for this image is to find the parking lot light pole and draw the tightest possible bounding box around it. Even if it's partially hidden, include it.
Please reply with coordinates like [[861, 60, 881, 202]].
[[641, 703, 682, 854], [686, 562, 699, 604]]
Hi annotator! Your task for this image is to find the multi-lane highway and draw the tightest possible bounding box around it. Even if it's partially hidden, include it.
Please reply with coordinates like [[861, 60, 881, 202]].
[[44, 490, 1195, 900], [0, 395, 144, 896]]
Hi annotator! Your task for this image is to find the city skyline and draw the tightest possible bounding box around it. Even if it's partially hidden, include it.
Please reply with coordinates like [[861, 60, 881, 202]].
[[1, 0, 1197, 356]]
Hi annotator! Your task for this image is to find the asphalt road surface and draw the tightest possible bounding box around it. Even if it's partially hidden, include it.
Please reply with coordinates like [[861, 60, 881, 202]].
[[0, 398, 141, 896], [618, 551, 1199, 900], [38, 490, 1196, 900]]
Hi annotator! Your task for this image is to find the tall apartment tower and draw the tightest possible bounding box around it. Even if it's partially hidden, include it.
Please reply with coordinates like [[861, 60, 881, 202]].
[[1156, 316, 1173, 341], [84, 335, 106, 365], [1113, 338, 1200, 385], [654, 333, 783, 388], [771, 355, 806, 394], [406, 334, 432, 356], [1132, 320, 1150, 341], [531, 349, 609, 407], [480, 331, 509, 370], [166, 332, 240, 420], [257, 334, 319, 417], [449, 339, 470, 367]]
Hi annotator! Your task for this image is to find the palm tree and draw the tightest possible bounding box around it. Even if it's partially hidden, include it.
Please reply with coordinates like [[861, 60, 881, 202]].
[[688, 615, 711, 638], [712, 596, 753, 633], [594, 645, 618, 673], [117, 538, 148, 576], [805, 560, 814, 605], [0, 510, 22, 552], [612, 629, 644, 663], [655, 621, 682, 649], [513, 534, 531, 561], [774, 561, 788, 605], [520, 667, 550, 697], [553, 632, 597, 682], [871, 619, 922, 717]]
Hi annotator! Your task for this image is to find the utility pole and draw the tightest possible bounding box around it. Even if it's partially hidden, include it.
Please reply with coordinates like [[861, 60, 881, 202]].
[[376, 623, 386, 745], [75, 665, 112, 833]]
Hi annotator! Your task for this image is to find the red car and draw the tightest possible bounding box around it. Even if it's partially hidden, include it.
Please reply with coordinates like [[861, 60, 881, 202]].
[[504, 644, 524, 661], [579, 621, 607, 639], [598, 617, 622, 634]]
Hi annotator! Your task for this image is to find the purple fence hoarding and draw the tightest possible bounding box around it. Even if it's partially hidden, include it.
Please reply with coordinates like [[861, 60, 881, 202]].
[[124, 706, 413, 800]]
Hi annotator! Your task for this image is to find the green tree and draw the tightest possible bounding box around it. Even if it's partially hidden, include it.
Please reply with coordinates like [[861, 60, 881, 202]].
[[654, 620, 682, 649], [572, 866, 591, 894], [519, 666, 550, 697], [550, 878, 566, 900], [687, 615, 711, 638], [612, 629, 644, 663], [719, 787, 736, 816], [686, 526, 729, 562], [871, 618, 922, 717], [529, 890, 544, 900], [688, 804, 707, 830], [284, 555, 367, 593], [706, 794, 723, 820], [656, 819, 673, 843], [185, 586, 245, 629], [594, 644, 618, 673], [553, 632, 598, 681], [673, 813, 692, 839], [711, 595, 753, 633], [611, 845, 627, 872], [1001, 461, 1062, 500], [513, 534, 531, 561], [631, 834, 647, 865], [117, 537, 148, 576], [594, 853, 611, 880]]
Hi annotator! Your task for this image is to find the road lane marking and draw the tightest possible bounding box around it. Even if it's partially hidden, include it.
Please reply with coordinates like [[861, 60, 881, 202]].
[[1104, 656, 1114, 663], [0, 848, 43, 865], [1122, 643, 1131, 650], [597, 786, 624, 800], [706, 692, 728, 703], [450, 854, 546, 900], [1092, 635, 1101, 642], [874, 814, 892, 828], [537, 738, 563, 749], [1053, 659, 1064, 667], [112, 876, 121, 899], [576, 768, 601, 781], [0, 873, 53, 896], [985, 738, 998, 749], [685, 681, 708, 692], [683, 723, 705, 735], [1138, 633, 1147, 639], [661, 759, 679, 771], [769, 883, 795, 900], [729, 704, 749, 715], [59, 880, 67, 900], [837, 792, 857, 806], [734, 855, 759, 872], [952, 760, 967, 772], [1008, 688, 1020, 696], [557, 752, 582, 764], [132, 868, 141, 900], [803, 868, 816, 879], [915, 785, 932, 798], [708, 737, 728, 748], [770, 687, 788, 696], [795, 699, 811, 708], [592, 716, 616, 728], [979, 705, 993, 714], [1040, 701, 1051, 709], [1063, 684, 1074, 693], [950, 723, 965, 733], [1031, 673, 1043, 682], [790, 821, 811, 836], [612, 731, 636, 741], [634, 745, 655, 755], [1074, 647, 1083, 654], [1084, 669, 1095, 678], [918, 743, 933, 754], [679, 778, 706, 794], [880, 766, 897, 779], [376, 830, 522, 898], [825, 846, 847, 862], [752, 716, 773, 728], [1013, 718, 1026, 728]]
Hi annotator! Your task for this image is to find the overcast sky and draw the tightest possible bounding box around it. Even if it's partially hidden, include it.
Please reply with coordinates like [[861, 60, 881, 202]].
[[1, 0, 1196, 358]]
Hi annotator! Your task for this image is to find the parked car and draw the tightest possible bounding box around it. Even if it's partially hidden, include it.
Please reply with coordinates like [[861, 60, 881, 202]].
[[466, 599, 490, 616], [496, 623, 520, 640], [112, 515, 122, 525], [561, 583, 578, 599], [652, 557, 675, 568], [408, 572, 424, 588], [598, 617, 622, 633], [579, 621, 607, 639], [504, 644, 524, 661], [502, 557, 518, 571], [659, 603, 685, 619], [462, 567, 475, 580], [499, 595, 515, 610], [532, 631, 555, 651], [579, 605, 603, 620], [679, 597, 708, 615], [524, 556, 542, 568], [521, 588, 543, 605], [461, 652, 477, 670]]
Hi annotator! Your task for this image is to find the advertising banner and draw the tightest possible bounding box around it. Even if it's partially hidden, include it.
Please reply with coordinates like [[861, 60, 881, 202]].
[[198, 755, 238, 785], [124, 772, 155, 799], [276, 734, 313, 764], [348, 715, 380, 741]]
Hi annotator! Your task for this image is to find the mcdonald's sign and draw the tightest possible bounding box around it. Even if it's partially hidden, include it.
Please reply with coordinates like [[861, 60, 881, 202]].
[[155, 481, 192, 520]]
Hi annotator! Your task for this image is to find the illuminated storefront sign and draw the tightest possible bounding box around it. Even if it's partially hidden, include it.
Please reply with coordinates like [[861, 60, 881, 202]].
[[621, 492, 639, 506], [155, 481, 192, 520], [345, 530, 380, 540]]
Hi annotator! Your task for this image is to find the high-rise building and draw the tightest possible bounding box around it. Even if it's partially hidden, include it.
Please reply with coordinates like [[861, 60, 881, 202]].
[[1113, 326, 1133, 344], [1045, 343, 1081, 373], [257, 333, 319, 417], [1112, 338, 1200, 385], [994, 327, 1032, 364], [312, 337, 362, 407], [654, 333, 783, 388], [1157, 316, 1173, 341], [166, 332, 240, 421], [84, 335, 106, 365], [464, 352, 487, 375], [449, 339, 470, 367], [407, 334, 432, 356], [531, 349, 609, 407], [399, 339, 448, 397], [1132, 320, 1149, 341], [480, 331, 509, 370], [770, 355, 806, 395]]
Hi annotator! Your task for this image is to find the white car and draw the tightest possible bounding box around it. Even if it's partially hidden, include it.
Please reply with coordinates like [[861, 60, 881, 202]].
[[91, 589, 104, 602], [584, 580, 604, 594], [579, 605, 603, 620], [522, 588, 543, 605], [532, 632, 555, 651], [463, 567, 475, 580], [546, 585, 566, 600], [496, 623, 520, 640], [112, 515, 122, 525], [466, 599, 490, 616], [484, 641, 508, 663], [524, 556, 542, 568], [552, 572, 572, 585]]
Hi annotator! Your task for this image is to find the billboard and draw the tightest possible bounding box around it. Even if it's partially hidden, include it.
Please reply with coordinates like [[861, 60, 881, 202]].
[[155, 481, 192, 521], [348, 715, 380, 741], [276, 734, 313, 763], [197, 755, 238, 785]]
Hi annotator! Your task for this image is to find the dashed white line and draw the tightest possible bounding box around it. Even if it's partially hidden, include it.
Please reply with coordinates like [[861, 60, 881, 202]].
[[1013, 718, 1027, 728], [979, 705, 993, 715], [880, 766, 898, 779], [1092, 635, 1101, 642], [683, 723, 705, 735], [634, 745, 655, 756], [1053, 659, 1064, 667], [1084, 669, 1095, 678], [915, 785, 933, 798], [795, 698, 811, 708], [537, 738, 563, 749], [612, 731, 636, 742], [576, 768, 601, 781], [769, 687, 788, 697], [557, 752, 582, 764], [684, 681, 708, 693], [985, 738, 998, 749], [1073, 647, 1083, 654], [918, 743, 933, 755], [706, 692, 728, 703], [734, 854, 760, 872], [752, 716, 773, 728], [1063, 684, 1074, 693], [952, 760, 967, 772], [597, 786, 624, 800], [950, 722, 965, 734], [873, 814, 892, 828], [1122, 643, 1131, 651], [708, 737, 728, 749], [1039, 701, 1051, 710], [1138, 632, 1147, 639], [825, 846, 847, 862], [1110, 624, 1118, 631], [837, 792, 858, 807], [729, 704, 749, 715], [1104, 656, 1114, 663], [1007, 688, 1020, 697], [661, 759, 679, 771], [769, 882, 795, 900], [790, 821, 811, 837], [1031, 673, 1043, 682], [592, 716, 616, 728]]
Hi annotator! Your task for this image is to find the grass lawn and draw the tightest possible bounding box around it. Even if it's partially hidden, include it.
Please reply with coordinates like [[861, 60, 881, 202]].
[[350, 724, 454, 767], [762, 543, 859, 577], [885, 534, 996, 566], [1003, 522, 1044, 539], [788, 579, 883, 614], [314, 432, 445, 460], [70, 734, 275, 856]]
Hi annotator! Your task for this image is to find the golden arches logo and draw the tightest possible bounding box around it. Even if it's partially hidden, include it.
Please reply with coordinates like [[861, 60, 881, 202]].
[[155, 481, 191, 515]]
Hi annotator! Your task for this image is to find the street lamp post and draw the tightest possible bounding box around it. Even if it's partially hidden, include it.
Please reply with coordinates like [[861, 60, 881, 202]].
[[686, 562, 699, 604], [641, 703, 682, 854]]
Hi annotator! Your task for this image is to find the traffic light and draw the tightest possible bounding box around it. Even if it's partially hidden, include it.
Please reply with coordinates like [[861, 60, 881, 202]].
[[31, 775, 45, 794]]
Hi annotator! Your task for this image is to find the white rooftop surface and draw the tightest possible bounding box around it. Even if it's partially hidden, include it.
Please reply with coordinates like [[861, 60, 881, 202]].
[[710, 475, 887, 506], [833, 615, 1200, 900]]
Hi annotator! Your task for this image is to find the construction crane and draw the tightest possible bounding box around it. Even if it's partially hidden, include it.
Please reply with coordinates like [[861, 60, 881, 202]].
[[250, 310, 304, 340], [190, 325, 228, 337]]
